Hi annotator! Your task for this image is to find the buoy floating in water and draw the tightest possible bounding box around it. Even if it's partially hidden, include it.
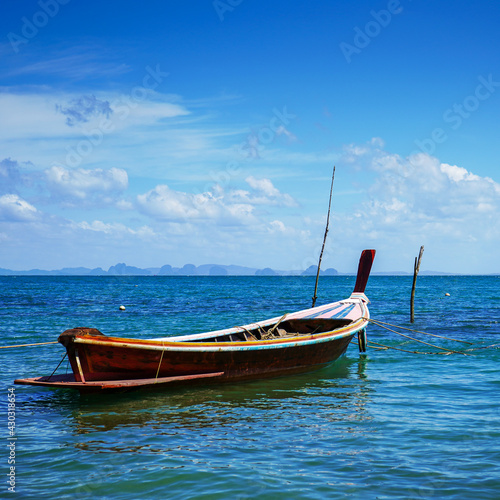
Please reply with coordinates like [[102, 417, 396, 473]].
[[119, 305, 126, 311], [445, 293, 450, 297]]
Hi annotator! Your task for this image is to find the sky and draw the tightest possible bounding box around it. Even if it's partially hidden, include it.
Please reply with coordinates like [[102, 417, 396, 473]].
[[0, 0, 499, 274]]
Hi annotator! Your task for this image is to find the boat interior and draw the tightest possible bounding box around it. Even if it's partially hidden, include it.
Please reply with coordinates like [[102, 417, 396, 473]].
[[58, 317, 354, 346], [191, 317, 353, 343]]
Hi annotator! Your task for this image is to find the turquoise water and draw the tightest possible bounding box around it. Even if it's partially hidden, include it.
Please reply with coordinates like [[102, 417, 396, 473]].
[[1, 275, 499, 499]]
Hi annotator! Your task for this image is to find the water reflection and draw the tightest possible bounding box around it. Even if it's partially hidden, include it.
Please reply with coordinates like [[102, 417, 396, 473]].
[[17, 355, 378, 465], [49, 357, 375, 441]]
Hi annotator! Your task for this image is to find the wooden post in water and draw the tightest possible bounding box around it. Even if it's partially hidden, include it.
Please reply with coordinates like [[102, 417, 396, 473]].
[[312, 166, 335, 308], [410, 245, 424, 323]]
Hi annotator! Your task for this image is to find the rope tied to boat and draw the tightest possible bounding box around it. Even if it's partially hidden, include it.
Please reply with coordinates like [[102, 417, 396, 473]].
[[363, 318, 473, 344], [261, 314, 289, 339], [365, 339, 462, 355], [365, 339, 500, 355], [155, 342, 165, 382], [47, 352, 68, 381], [0, 341, 58, 349], [361, 317, 471, 355]]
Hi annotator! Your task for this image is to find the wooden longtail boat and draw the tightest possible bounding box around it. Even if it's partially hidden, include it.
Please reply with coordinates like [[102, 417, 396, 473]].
[[15, 249, 375, 393]]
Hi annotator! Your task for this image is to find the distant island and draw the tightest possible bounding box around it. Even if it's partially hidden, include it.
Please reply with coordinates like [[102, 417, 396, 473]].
[[0, 263, 466, 276], [0, 263, 340, 276]]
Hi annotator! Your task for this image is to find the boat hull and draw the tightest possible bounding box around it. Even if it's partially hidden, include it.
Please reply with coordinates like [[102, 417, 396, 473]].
[[65, 330, 357, 383]]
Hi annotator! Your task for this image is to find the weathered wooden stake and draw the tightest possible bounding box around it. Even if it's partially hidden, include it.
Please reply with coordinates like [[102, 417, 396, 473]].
[[410, 245, 424, 323], [312, 166, 335, 308]]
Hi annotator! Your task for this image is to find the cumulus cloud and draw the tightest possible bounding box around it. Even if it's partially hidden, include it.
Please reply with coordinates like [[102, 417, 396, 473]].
[[242, 176, 297, 206], [137, 184, 254, 224], [266, 219, 307, 238], [334, 139, 500, 272], [56, 94, 113, 127], [340, 139, 500, 223], [365, 151, 500, 222], [0, 194, 38, 222], [269, 220, 286, 232], [136, 185, 203, 220], [440, 163, 481, 183], [45, 166, 128, 204], [136, 178, 297, 224]]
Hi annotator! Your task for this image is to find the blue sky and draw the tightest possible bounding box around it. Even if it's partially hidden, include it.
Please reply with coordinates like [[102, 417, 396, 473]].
[[1, 0, 499, 273]]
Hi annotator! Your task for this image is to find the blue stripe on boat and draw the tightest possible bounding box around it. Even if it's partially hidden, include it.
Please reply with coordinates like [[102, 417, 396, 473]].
[[304, 303, 344, 319], [333, 303, 356, 318]]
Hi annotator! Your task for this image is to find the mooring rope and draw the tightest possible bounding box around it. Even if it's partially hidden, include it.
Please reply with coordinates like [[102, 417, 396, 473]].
[[362, 318, 470, 355], [358, 317, 478, 355], [47, 352, 68, 381], [368, 339, 500, 355], [367, 340, 464, 355], [363, 318, 472, 344], [463, 343, 500, 353], [0, 341, 58, 349]]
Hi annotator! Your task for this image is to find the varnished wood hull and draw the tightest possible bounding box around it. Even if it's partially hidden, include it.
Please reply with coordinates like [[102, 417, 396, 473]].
[[64, 329, 357, 383]]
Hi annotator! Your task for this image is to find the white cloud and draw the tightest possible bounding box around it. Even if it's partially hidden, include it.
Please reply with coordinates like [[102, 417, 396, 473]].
[[332, 140, 500, 272], [341, 142, 500, 222], [116, 98, 189, 123], [74, 220, 155, 238], [267, 220, 308, 239], [45, 166, 128, 202], [136, 184, 253, 224], [0, 89, 190, 143], [136, 178, 297, 224], [246, 176, 279, 196], [0, 92, 68, 141], [269, 220, 286, 232], [227, 177, 297, 207], [440, 163, 481, 183], [0, 194, 38, 221]]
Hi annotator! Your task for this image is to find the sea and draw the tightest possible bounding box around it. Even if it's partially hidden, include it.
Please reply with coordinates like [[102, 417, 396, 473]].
[[1, 275, 499, 499]]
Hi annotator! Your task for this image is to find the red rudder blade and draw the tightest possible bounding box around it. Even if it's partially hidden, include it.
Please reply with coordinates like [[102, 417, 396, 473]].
[[353, 249, 376, 293]]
